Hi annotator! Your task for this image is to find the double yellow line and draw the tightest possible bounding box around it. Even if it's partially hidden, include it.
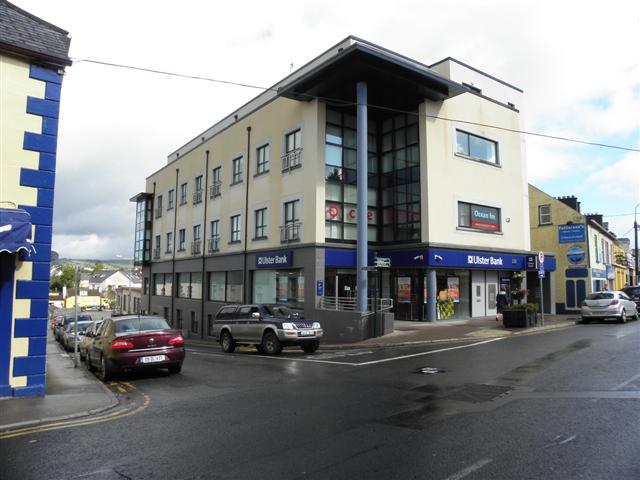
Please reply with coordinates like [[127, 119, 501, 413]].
[[0, 390, 150, 440]]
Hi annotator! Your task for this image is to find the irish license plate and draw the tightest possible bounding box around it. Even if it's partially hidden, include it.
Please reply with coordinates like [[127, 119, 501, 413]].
[[139, 355, 167, 364], [298, 330, 315, 337]]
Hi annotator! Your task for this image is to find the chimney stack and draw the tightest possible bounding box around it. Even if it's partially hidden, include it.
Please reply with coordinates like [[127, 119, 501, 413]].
[[586, 213, 604, 227], [555, 195, 581, 213]]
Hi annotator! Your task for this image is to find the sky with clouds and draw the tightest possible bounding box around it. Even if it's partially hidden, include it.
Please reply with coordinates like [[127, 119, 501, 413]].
[[13, 0, 640, 259]]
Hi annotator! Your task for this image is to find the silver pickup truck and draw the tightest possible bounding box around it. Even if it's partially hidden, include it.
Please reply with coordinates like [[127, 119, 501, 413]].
[[211, 304, 323, 355]]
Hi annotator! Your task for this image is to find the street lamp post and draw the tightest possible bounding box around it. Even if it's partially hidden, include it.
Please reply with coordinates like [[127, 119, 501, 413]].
[[635, 203, 640, 286]]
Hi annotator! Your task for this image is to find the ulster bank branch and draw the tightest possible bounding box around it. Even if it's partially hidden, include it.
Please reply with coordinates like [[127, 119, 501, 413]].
[[131, 37, 555, 342]]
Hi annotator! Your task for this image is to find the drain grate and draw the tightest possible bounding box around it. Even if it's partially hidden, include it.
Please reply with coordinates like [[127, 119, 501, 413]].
[[444, 384, 512, 403]]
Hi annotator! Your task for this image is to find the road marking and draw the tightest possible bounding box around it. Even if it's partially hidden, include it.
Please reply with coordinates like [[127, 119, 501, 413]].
[[354, 338, 505, 366], [442, 458, 492, 480], [188, 338, 505, 367], [121, 382, 136, 390], [0, 394, 150, 440], [613, 372, 640, 391]]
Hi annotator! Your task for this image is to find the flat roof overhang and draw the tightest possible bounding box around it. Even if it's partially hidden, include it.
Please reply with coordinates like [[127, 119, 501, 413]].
[[278, 42, 467, 112]]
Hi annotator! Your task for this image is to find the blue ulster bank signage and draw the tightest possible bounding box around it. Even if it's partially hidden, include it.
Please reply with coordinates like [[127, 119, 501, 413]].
[[256, 251, 293, 269], [429, 248, 525, 270]]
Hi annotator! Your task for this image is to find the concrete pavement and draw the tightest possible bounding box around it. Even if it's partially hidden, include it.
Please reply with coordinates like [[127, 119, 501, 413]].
[[0, 332, 117, 432]]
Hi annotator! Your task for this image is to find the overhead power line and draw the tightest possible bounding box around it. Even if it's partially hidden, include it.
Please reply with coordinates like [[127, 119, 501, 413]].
[[73, 58, 640, 153]]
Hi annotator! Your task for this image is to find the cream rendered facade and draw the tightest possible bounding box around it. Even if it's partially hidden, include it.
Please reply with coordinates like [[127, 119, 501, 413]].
[[134, 37, 545, 342]]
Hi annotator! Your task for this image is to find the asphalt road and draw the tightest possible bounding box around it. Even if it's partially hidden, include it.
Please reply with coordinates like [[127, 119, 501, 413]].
[[2, 320, 639, 480]]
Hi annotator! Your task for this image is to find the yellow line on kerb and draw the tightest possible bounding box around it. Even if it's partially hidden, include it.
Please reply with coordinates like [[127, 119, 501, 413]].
[[0, 394, 151, 440]]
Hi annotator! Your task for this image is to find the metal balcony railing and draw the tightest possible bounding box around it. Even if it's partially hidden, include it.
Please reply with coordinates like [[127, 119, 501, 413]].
[[281, 148, 302, 172], [191, 240, 202, 255], [154, 207, 162, 219], [209, 182, 222, 198], [319, 297, 394, 312], [280, 222, 301, 243], [152, 248, 160, 259], [193, 190, 203, 205], [208, 236, 220, 253]]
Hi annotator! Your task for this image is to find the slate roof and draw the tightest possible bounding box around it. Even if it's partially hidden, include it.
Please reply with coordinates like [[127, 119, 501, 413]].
[[0, 0, 71, 67]]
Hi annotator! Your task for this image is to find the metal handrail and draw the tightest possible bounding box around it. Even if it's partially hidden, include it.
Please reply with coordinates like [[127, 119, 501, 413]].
[[191, 240, 201, 255], [207, 236, 220, 253], [281, 148, 303, 172], [152, 248, 160, 259], [319, 297, 394, 312], [154, 207, 162, 219], [209, 182, 222, 198], [193, 190, 203, 204], [280, 222, 302, 242]]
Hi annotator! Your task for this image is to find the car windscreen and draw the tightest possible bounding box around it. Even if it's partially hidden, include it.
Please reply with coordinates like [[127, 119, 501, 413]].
[[586, 293, 614, 300], [114, 317, 170, 333], [264, 305, 295, 317], [68, 322, 92, 333]]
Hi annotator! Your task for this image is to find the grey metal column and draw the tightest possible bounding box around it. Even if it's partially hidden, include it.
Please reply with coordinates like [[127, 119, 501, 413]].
[[426, 269, 437, 322], [356, 82, 368, 313]]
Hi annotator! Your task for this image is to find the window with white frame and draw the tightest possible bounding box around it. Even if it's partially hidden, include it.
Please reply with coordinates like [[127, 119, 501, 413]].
[[194, 175, 203, 204], [230, 215, 241, 243], [209, 220, 220, 252], [256, 144, 270, 174], [286, 129, 301, 152], [538, 205, 552, 225], [165, 232, 173, 253], [455, 130, 498, 165], [168, 189, 174, 210], [232, 157, 243, 184], [211, 166, 222, 197]]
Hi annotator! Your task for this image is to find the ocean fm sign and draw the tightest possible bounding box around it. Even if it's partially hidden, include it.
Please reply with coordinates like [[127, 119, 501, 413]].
[[471, 206, 499, 231]]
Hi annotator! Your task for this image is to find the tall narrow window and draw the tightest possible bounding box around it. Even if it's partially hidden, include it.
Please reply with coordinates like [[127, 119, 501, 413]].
[[282, 200, 300, 242], [230, 215, 241, 243], [256, 144, 270, 174], [254, 208, 267, 239], [165, 232, 173, 253], [192, 224, 201, 255], [168, 189, 174, 210], [194, 175, 203, 204], [232, 157, 243, 184], [155, 195, 163, 218], [154, 235, 160, 259], [209, 220, 220, 252], [538, 205, 551, 225], [211, 166, 222, 197], [180, 183, 188, 205], [178, 228, 186, 251]]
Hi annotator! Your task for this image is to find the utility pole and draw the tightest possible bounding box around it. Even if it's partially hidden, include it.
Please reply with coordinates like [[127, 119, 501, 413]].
[[635, 203, 640, 286], [73, 266, 78, 368]]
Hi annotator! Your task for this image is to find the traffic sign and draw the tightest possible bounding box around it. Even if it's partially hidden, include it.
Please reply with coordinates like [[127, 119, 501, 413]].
[[374, 257, 391, 268], [538, 251, 545, 265], [538, 269, 545, 279]]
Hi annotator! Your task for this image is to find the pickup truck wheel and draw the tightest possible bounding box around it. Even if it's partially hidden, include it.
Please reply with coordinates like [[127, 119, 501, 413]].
[[262, 331, 282, 355], [255, 344, 265, 354], [301, 341, 320, 354], [220, 331, 236, 353]]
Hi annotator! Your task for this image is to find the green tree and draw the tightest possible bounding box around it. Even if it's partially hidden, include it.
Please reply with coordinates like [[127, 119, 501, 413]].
[[50, 265, 76, 291], [93, 261, 104, 272]]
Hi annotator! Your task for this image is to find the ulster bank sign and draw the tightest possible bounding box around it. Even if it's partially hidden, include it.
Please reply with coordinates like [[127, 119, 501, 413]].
[[428, 248, 524, 270], [466, 255, 504, 266]]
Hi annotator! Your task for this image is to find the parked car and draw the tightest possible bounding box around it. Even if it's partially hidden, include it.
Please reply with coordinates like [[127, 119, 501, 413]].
[[86, 315, 185, 381], [54, 315, 92, 342], [581, 291, 639, 323], [79, 320, 103, 361], [621, 286, 640, 312], [62, 321, 93, 352], [211, 304, 323, 355]]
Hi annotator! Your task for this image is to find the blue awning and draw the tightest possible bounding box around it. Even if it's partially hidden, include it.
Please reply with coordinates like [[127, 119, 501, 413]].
[[0, 208, 36, 255]]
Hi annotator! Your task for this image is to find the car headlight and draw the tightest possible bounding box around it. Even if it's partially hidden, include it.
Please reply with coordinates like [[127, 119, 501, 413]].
[[282, 322, 296, 330], [312, 322, 321, 329]]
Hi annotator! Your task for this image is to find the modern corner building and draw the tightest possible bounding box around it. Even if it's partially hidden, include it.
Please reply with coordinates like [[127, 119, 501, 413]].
[[0, 1, 71, 396], [529, 186, 623, 314], [132, 37, 554, 343]]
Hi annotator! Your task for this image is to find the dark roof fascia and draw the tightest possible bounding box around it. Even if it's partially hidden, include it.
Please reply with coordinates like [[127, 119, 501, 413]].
[[0, 41, 72, 67], [129, 192, 153, 202], [430, 56, 523, 93]]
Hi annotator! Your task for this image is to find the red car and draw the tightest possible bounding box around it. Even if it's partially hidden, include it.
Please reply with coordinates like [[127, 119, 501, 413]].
[[86, 315, 185, 381]]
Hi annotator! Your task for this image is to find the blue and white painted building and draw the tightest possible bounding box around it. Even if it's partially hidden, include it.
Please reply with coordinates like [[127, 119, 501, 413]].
[[0, 0, 71, 397]]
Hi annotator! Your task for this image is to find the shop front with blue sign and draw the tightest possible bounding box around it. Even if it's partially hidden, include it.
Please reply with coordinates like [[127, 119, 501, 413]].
[[324, 246, 556, 321], [252, 250, 305, 308]]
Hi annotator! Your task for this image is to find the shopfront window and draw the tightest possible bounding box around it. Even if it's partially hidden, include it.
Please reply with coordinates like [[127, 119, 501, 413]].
[[252, 269, 304, 308], [435, 271, 470, 320], [226, 271, 243, 302]]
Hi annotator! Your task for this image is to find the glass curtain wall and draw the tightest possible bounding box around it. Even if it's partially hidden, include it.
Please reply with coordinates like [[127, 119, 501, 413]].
[[324, 108, 420, 244]]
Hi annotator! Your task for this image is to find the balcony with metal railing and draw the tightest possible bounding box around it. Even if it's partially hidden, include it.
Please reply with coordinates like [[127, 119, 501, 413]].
[[209, 181, 222, 199], [191, 240, 202, 255], [280, 222, 301, 243], [207, 236, 220, 253], [193, 189, 203, 205], [154, 207, 162, 219], [152, 248, 160, 259], [281, 148, 302, 172]]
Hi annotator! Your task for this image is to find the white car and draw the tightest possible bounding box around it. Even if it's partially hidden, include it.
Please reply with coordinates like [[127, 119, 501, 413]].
[[581, 291, 639, 324]]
